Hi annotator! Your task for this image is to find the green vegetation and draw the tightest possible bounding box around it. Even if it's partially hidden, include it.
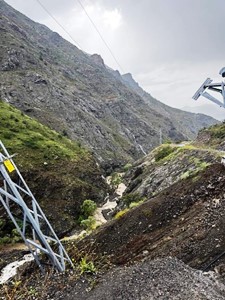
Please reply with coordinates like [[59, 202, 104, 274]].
[[0, 101, 106, 238], [79, 200, 97, 231], [163, 139, 172, 144], [207, 123, 225, 139], [129, 200, 144, 208], [197, 123, 225, 148], [153, 142, 218, 167], [114, 208, 129, 219], [180, 158, 210, 180], [80, 200, 97, 219], [114, 193, 146, 219], [111, 172, 122, 188], [180, 170, 192, 180], [200, 122, 225, 150], [121, 192, 145, 207], [0, 218, 23, 244], [79, 256, 96, 274], [123, 163, 132, 172], [80, 216, 97, 231], [0, 101, 89, 168], [154, 145, 175, 162]]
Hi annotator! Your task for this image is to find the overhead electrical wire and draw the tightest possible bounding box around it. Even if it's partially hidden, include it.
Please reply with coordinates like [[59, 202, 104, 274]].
[[34, 0, 83, 50], [35, 0, 124, 73], [76, 0, 124, 73]]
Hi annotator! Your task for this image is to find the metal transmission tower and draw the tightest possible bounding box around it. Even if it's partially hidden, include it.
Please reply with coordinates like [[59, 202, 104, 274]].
[[0, 141, 73, 272], [193, 67, 225, 108]]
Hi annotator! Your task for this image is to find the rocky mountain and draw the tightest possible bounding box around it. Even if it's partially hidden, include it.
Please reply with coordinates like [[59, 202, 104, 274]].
[[121, 72, 217, 139], [183, 104, 225, 121], [0, 0, 218, 171]]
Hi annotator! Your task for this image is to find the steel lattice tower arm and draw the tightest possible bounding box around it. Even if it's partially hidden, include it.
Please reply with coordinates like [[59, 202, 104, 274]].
[[0, 141, 73, 272], [192, 67, 225, 108]]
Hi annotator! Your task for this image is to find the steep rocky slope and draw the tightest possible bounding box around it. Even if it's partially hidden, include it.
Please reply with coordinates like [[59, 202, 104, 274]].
[[115, 122, 225, 205], [122, 142, 222, 200], [195, 121, 225, 151], [122, 73, 217, 139], [70, 125, 225, 269], [76, 163, 225, 269], [1, 124, 225, 299], [0, 0, 217, 169], [0, 101, 108, 236], [2, 162, 225, 299]]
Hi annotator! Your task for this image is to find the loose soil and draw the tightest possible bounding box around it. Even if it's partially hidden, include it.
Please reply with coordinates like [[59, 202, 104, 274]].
[[2, 163, 225, 299], [76, 163, 225, 270]]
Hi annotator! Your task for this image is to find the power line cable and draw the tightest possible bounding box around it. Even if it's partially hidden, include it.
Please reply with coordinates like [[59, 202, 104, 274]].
[[34, 0, 124, 72], [34, 0, 83, 50], [76, 0, 124, 73]]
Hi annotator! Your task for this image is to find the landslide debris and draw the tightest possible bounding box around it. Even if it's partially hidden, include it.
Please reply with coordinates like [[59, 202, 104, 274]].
[[2, 256, 225, 299], [2, 145, 225, 299], [75, 163, 225, 270], [69, 257, 225, 300], [2, 128, 225, 299]]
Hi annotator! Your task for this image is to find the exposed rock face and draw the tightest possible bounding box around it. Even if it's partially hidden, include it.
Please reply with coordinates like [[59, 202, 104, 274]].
[[90, 54, 105, 67], [195, 122, 225, 151], [0, 0, 218, 169], [121, 73, 218, 139], [123, 144, 219, 199]]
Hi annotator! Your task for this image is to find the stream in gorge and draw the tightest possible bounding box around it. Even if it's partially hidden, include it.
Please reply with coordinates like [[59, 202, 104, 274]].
[[0, 177, 127, 284]]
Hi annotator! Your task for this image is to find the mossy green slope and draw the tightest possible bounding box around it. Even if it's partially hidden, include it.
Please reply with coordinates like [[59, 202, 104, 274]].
[[0, 101, 107, 236], [196, 122, 225, 149], [0, 100, 88, 168]]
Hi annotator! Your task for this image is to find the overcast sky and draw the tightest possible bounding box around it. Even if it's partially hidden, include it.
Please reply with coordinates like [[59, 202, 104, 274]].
[[4, 0, 225, 119]]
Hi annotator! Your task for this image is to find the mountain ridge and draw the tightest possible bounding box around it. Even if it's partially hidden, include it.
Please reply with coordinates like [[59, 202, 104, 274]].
[[0, 0, 218, 170], [120, 72, 217, 139]]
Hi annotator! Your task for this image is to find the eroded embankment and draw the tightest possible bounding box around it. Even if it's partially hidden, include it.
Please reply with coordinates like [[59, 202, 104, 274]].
[[2, 164, 225, 299], [75, 163, 225, 270]]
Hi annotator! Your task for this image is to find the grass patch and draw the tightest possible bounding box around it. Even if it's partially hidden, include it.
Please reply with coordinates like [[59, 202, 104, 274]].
[[121, 192, 145, 207], [208, 123, 225, 139], [111, 172, 123, 188], [80, 216, 97, 231], [79, 200, 97, 231], [129, 200, 144, 208], [114, 208, 129, 219], [154, 145, 175, 162], [0, 100, 89, 168], [79, 256, 96, 275], [180, 158, 210, 180]]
